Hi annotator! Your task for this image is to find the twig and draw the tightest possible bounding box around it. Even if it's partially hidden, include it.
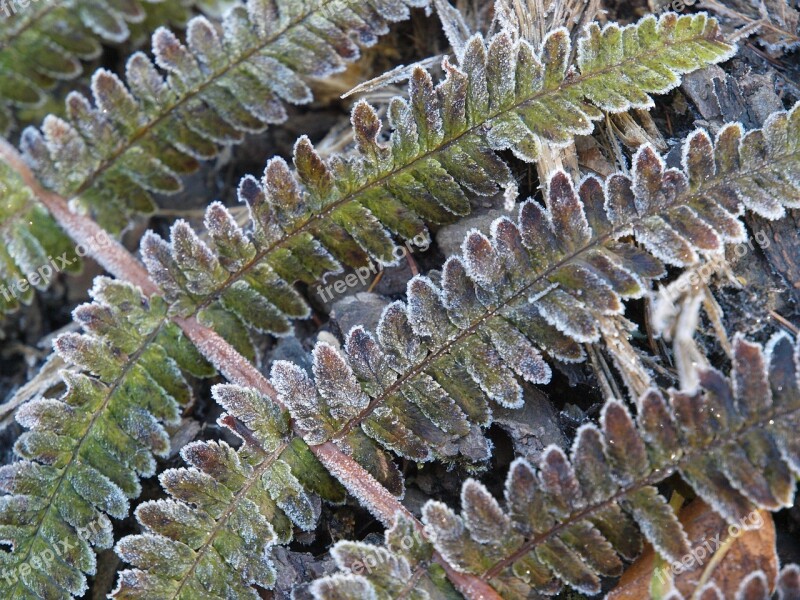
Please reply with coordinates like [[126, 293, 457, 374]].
[[0, 140, 500, 600], [769, 310, 800, 335], [404, 248, 420, 276], [586, 344, 617, 401], [689, 519, 746, 600], [700, 0, 800, 46], [366, 269, 384, 292]]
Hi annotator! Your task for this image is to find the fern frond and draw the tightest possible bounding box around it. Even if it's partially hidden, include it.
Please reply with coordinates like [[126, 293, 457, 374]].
[[307, 512, 461, 600], [112, 383, 345, 599], [0, 159, 81, 313], [0, 0, 174, 136], [420, 332, 800, 597], [0, 278, 210, 599], [141, 11, 735, 350], [18, 0, 428, 231], [266, 105, 800, 475]]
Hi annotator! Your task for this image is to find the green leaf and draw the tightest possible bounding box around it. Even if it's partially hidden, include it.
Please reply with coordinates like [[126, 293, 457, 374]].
[[0, 160, 82, 314], [138, 13, 735, 347], [20, 0, 428, 231], [113, 384, 344, 599], [265, 105, 800, 472], [0, 279, 197, 598], [421, 332, 800, 596]]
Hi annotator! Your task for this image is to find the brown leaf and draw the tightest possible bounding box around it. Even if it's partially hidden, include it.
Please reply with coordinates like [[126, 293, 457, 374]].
[[608, 497, 777, 599]]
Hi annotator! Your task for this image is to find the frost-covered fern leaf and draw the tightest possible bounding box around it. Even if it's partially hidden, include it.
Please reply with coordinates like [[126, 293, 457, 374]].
[[421, 333, 800, 598], [307, 513, 461, 600], [777, 564, 800, 599], [0, 0, 175, 137], [268, 105, 800, 480], [112, 384, 345, 599], [0, 159, 82, 313], [141, 12, 735, 343], [0, 278, 211, 599], [19, 0, 427, 232], [664, 563, 800, 600]]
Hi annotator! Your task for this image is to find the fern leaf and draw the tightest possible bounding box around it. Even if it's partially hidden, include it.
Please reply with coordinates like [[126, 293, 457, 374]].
[[265, 105, 800, 478], [0, 0, 186, 136], [18, 0, 427, 231], [0, 278, 210, 599], [736, 572, 772, 599], [112, 384, 345, 599], [307, 513, 461, 600], [0, 159, 82, 313], [778, 563, 800, 598], [140, 12, 735, 353], [421, 332, 800, 597]]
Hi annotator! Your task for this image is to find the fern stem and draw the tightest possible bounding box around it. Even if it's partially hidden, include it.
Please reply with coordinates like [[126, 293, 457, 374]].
[[180, 326, 501, 599], [66, 0, 342, 201], [174, 315, 274, 390], [142, 15, 735, 324], [480, 401, 795, 582], [0, 138, 157, 295], [0, 139, 497, 600]]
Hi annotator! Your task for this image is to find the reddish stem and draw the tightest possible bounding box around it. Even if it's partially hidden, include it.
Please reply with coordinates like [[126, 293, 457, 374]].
[[0, 139, 157, 296], [0, 141, 500, 600], [313, 442, 502, 600]]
